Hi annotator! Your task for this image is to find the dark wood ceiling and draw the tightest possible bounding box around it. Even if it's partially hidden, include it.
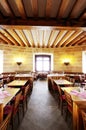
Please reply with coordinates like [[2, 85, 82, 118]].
[[0, 0, 86, 48]]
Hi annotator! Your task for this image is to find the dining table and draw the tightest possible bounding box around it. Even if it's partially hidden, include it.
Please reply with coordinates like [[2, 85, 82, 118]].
[[54, 79, 73, 86], [0, 87, 20, 123], [7, 79, 28, 88], [15, 74, 33, 81], [61, 86, 86, 130]]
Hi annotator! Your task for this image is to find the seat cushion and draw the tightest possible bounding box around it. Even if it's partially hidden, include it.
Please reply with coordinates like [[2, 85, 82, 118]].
[[4, 105, 13, 115]]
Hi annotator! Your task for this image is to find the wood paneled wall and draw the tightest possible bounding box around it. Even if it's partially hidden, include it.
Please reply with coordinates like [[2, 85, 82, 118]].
[[0, 43, 86, 73]]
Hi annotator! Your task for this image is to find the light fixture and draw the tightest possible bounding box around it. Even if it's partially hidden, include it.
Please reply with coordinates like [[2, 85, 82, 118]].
[[16, 61, 22, 66], [64, 61, 69, 65]]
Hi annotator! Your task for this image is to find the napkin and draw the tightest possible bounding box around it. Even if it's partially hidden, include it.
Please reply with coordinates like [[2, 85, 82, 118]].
[[0, 90, 11, 99], [70, 90, 86, 99]]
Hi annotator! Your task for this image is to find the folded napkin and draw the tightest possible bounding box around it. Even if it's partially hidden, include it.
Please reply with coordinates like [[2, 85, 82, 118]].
[[0, 90, 11, 99], [58, 79, 64, 83], [70, 90, 80, 96], [79, 91, 86, 99], [70, 90, 86, 99]]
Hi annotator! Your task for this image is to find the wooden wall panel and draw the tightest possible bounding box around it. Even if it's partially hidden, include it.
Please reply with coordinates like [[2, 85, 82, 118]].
[[0, 44, 86, 73]]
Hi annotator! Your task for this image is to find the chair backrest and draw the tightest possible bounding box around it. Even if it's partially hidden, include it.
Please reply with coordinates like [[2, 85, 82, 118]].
[[13, 91, 22, 113], [24, 85, 29, 98], [0, 111, 12, 130], [69, 78, 75, 87], [57, 85, 63, 96], [66, 76, 70, 81], [49, 78, 54, 90], [81, 110, 86, 130], [50, 78, 54, 88], [79, 75, 85, 83], [64, 90, 73, 113]]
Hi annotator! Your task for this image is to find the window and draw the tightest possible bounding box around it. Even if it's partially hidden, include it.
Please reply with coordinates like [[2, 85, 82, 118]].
[[35, 55, 51, 72], [0, 50, 3, 73], [82, 51, 86, 73]]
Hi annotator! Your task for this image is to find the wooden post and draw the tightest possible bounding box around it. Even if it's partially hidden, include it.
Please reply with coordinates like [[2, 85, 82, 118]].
[[0, 103, 3, 123]]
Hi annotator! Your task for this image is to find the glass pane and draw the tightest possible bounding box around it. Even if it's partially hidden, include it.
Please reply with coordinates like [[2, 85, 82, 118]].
[[43, 57, 49, 61], [43, 61, 49, 71], [36, 57, 42, 61], [36, 61, 42, 71], [35, 55, 51, 72]]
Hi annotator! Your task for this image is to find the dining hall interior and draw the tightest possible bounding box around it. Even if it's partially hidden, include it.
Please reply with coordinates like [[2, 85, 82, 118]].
[[0, 0, 86, 130]]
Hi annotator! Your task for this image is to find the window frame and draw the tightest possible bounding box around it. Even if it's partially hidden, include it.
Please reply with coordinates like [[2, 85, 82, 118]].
[[82, 51, 86, 73], [0, 50, 3, 73], [35, 55, 51, 72]]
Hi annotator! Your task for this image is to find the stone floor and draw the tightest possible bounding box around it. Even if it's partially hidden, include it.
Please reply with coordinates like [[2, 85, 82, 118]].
[[16, 79, 72, 130]]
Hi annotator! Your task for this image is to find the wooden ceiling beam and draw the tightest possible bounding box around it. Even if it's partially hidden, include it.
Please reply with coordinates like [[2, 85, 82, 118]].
[[31, 0, 38, 17], [0, 18, 85, 27], [47, 30, 53, 47], [6, 29, 25, 47], [70, 0, 86, 18], [46, 0, 52, 17], [43, 30, 51, 47], [78, 40, 86, 45], [0, 29, 19, 46], [74, 36, 86, 46], [58, 0, 76, 18], [57, 31, 75, 47], [14, 0, 26, 19], [14, 30, 29, 47], [53, 30, 67, 47], [0, 37, 8, 44], [48, 30, 59, 47], [0, 0, 13, 17], [23, 30, 33, 47], [0, 22, 86, 33], [61, 30, 83, 47], [66, 31, 86, 47], [0, 32, 14, 45]]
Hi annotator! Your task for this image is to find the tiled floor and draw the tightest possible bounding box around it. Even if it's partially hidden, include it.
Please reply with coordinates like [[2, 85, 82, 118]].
[[17, 79, 72, 130]]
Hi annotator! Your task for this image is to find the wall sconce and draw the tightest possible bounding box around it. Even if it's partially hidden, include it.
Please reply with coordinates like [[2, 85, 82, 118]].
[[16, 62, 22, 66], [64, 61, 69, 65]]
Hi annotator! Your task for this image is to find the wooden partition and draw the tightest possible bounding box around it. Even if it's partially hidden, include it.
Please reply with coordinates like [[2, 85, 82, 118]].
[[47, 74, 66, 90], [0, 103, 3, 123]]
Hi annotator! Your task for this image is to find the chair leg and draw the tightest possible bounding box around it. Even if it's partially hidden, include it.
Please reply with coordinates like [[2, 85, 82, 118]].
[[65, 109, 68, 121], [26, 98, 28, 109], [11, 116, 14, 130], [21, 102, 25, 116], [11, 111, 20, 130], [17, 110, 20, 124], [61, 101, 63, 115], [57, 96, 60, 108]]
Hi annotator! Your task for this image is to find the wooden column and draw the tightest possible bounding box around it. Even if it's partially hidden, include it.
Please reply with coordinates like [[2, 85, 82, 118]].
[[0, 103, 3, 123]]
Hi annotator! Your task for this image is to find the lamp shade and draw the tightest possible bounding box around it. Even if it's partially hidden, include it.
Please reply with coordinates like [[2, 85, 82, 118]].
[[16, 62, 22, 66], [64, 61, 69, 65]]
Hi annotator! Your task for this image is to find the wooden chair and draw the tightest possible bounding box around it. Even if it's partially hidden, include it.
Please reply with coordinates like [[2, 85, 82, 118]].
[[0, 111, 12, 130], [4, 90, 22, 130], [65, 76, 70, 81], [50, 79, 60, 105], [48, 78, 53, 91], [81, 110, 86, 130], [57, 85, 67, 115], [69, 78, 75, 86], [79, 75, 85, 86], [20, 85, 30, 116], [64, 90, 73, 120], [50, 78, 58, 93]]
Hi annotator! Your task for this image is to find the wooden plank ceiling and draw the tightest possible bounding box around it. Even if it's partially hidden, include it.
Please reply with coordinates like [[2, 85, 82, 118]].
[[0, 0, 86, 48]]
